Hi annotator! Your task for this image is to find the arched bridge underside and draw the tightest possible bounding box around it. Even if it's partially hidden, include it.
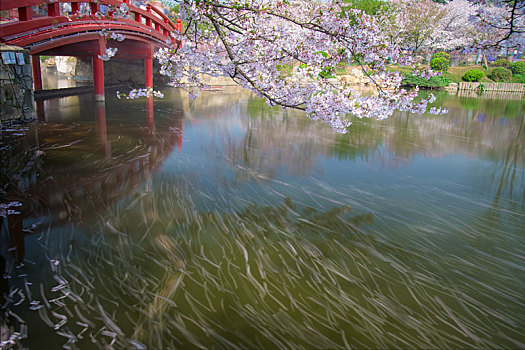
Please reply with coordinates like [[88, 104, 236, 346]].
[[0, 0, 180, 101]]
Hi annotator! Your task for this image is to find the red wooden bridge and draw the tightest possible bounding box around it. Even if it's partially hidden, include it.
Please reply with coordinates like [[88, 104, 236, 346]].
[[0, 0, 180, 101]]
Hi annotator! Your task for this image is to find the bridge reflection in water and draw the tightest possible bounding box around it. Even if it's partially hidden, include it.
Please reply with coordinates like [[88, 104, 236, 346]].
[[1, 91, 183, 273]]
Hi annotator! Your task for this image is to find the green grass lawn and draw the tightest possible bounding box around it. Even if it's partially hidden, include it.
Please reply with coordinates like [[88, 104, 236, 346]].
[[385, 64, 524, 84], [442, 66, 493, 83], [316, 62, 524, 84]]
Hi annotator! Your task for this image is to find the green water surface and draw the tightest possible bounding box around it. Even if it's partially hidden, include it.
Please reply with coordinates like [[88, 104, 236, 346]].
[[1, 88, 524, 349]]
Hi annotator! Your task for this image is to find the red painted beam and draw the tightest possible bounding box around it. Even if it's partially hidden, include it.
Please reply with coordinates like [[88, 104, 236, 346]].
[[90, 2, 98, 16], [1, 0, 178, 32], [71, 2, 79, 14], [29, 33, 163, 55], [28, 33, 100, 54], [1, 18, 169, 42], [1, 17, 73, 38], [35, 39, 103, 56], [134, 12, 142, 24], [37, 39, 155, 58], [8, 23, 169, 48], [31, 55, 42, 91], [18, 6, 32, 21], [145, 5, 152, 27], [48, 3, 60, 17], [2, 6, 176, 42], [1, 1, 37, 11]]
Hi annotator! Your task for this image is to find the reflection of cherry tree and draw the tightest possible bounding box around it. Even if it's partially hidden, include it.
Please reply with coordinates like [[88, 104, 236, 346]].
[[225, 103, 331, 180], [467, 115, 524, 256], [221, 91, 525, 177], [485, 115, 524, 203], [332, 96, 525, 172]]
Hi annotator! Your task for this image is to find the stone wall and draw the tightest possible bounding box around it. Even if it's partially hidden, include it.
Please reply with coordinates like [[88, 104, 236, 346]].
[[0, 45, 34, 122], [70, 57, 168, 88], [104, 58, 146, 86], [75, 57, 93, 82]]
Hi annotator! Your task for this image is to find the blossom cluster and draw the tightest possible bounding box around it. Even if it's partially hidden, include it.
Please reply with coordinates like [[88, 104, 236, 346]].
[[472, 0, 524, 53], [0, 201, 22, 217], [100, 29, 125, 42], [155, 0, 446, 133], [98, 47, 118, 61], [412, 67, 442, 79], [116, 89, 164, 99], [95, 2, 131, 20]]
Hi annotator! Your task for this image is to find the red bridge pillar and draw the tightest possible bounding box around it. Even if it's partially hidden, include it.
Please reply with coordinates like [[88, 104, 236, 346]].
[[145, 45, 153, 89], [93, 37, 106, 101], [31, 55, 42, 91]]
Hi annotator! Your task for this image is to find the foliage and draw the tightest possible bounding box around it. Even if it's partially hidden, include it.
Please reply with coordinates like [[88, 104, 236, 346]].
[[510, 61, 525, 75], [401, 73, 450, 88], [342, 0, 390, 16], [432, 52, 450, 61], [491, 59, 511, 68], [439, 65, 488, 83], [477, 83, 485, 94], [511, 74, 525, 83], [430, 57, 450, 71], [462, 69, 485, 82], [490, 67, 512, 82]]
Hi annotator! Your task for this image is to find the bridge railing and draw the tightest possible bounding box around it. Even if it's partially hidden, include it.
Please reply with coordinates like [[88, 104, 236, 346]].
[[1, 0, 178, 42]]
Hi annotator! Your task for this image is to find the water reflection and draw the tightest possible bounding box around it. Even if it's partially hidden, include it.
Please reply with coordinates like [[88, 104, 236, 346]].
[[0, 88, 524, 348], [41, 68, 90, 91], [146, 96, 156, 135], [95, 101, 111, 159]]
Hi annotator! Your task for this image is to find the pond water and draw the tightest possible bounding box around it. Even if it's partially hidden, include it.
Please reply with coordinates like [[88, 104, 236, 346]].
[[1, 88, 524, 349]]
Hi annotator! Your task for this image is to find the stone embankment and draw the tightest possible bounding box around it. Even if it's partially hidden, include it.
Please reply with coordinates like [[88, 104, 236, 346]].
[[199, 68, 372, 88], [0, 45, 34, 122]]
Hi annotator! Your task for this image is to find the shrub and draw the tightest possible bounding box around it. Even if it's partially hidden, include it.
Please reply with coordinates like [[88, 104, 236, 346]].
[[492, 59, 511, 68], [512, 74, 525, 83], [490, 67, 512, 82], [462, 69, 485, 82], [432, 52, 450, 61], [430, 57, 450, 72], [401, 74, 450, 88], [510, 61, 525, 75]]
